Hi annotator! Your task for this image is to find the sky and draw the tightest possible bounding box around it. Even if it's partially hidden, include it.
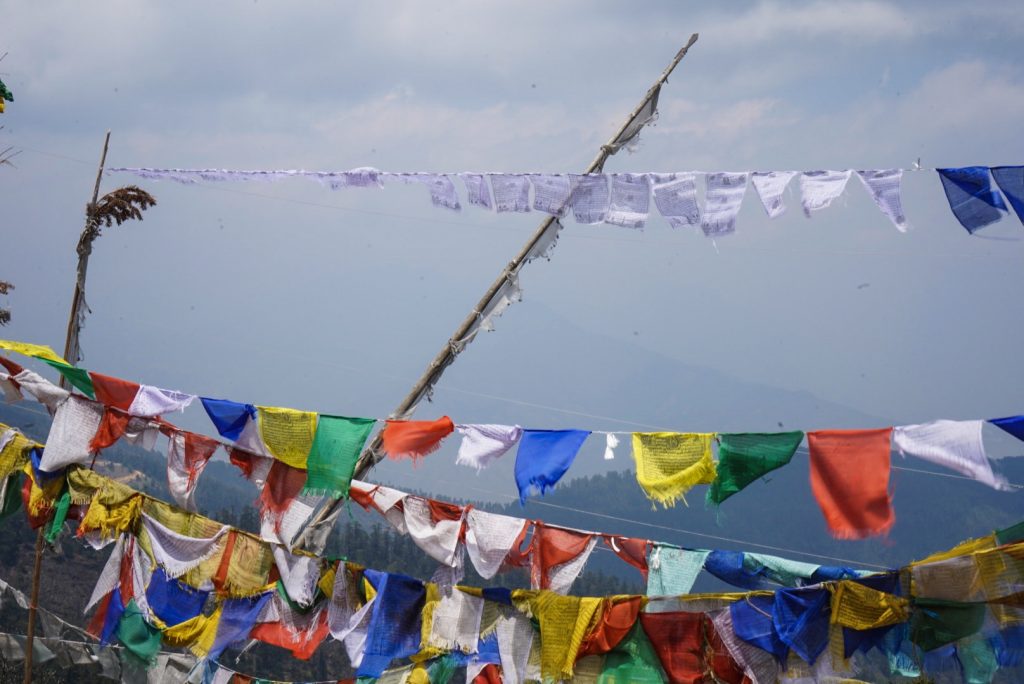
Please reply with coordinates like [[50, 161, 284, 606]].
[[2, 2, 1024, 541]]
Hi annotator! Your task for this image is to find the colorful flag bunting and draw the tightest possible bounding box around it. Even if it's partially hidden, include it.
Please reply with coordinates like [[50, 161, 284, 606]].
[[513, 429, 590, 504], [807, 428, 895, 539], [632, 432, 716, 508], [707, 431, 804, 506]]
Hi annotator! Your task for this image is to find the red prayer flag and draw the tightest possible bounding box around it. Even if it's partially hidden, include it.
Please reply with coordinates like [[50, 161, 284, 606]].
[[259, 460, 307, 529], [89, 372, 141, 411], [89, 408, 132, 453], [640, 611, 704, 684], [578, 596, 642, 658], [604, 535, 650, 581], [381, 416, 455, 461], [808, 428, 895, 539], [0, 356, 24, 376], [183, 432, 220, 488], [531, 523, 593, 590], [472, 664, 502, 684]]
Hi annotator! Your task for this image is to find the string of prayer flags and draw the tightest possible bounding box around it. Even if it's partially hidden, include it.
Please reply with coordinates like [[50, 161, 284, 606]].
[[513, 429, 590, 504], [302, 415, 375, 497], [893, 419, 1011, 491], [257, 406, 317, 470], [857, 169, 907, 231], [632, 432, 716, 507], [990, 415, 1024, 443], [807, 428, 895, 540], [937, 166, 1009, 233], [707, 431, 804, 506], [991, 166, 1024, 224], [454, 423, 522, 471], [800, 170, 852, 216], [381, 416, 455, 462]]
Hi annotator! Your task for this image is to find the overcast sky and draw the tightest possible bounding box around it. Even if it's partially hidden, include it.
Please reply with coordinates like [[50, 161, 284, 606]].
[[2, 2, 1024, 532]]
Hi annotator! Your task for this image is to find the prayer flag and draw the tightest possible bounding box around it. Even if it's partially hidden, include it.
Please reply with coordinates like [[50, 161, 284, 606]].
[[530, 174, 573, 216], [569, 174, 609, 224], [990, 415, 1024, 443], [646, 546, 707, 596], [381, 416, 455, 462], [605, 173, 651, 228], [302, 415, 375, 497], [42, 359, 95, 398], [807, 428, 895, 539], [894, 419, 1010, 491], [258, 406, 317, 470], [751, 171, 796, 219], [0, 339, 67, 365], [529, 523, 595, 593], [201, 398, 254, 442], [772, 587, 831, 664], [357, 570, 426, 678], [514, 429, 590, 504], [128, 385, 195, 417], [651, 173, 700, 228], [146, 568, 210, 627], [991, 166, 1024, 225], [259, 460, 307, 528], [708, 431, 804, 505], [857, 169, 907, 231], [454, 424, 522, 471], [702, 172, 748, 236], [116, 599, 163, 667], [209, 593, 274, 661], [937, 167, 1008, 233], [800, 170, 852, 216], [490, 174, 531, 213], [632, 432, 716, 507], [730, 594, 788, 663], [460, 174, 493, 209], [89, 372, 140, 411]]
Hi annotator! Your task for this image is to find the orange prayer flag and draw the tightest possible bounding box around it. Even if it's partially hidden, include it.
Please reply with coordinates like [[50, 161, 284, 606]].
[[808, 428, 895, 539], [381, 416, 455, 461]]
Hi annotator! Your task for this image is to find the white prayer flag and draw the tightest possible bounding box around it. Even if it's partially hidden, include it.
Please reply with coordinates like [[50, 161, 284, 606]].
[[702, 172, 749, 236], [751, 171, 797, 219], [800, 170, 852, 216], [894, 419, 1011, 491], [857, 169, 907, 231]]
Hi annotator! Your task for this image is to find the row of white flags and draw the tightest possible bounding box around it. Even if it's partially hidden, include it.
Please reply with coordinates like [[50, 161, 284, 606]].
[[111, 167, 907, 234]]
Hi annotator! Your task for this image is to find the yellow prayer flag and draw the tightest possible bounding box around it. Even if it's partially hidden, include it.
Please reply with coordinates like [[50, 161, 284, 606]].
[[257, 406, 318, 470], [0, 339, 68, 365], [829, 580, 909, 631], [632, 432, 716, 507]]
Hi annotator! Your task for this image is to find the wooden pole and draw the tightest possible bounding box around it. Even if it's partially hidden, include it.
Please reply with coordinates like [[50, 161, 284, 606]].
[[294, 35, 699, 548], [24, 131, 111, 684]]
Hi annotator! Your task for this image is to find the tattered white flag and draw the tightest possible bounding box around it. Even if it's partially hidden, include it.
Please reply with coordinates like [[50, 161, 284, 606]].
[[751, 171, 797, 219], [857, 169, 907, 231], [650, 172, 700, 229], [800, 170, 852, 216], [702, 172, 749, 236]]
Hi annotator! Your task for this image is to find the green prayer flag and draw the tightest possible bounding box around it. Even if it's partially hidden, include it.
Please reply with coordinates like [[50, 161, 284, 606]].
[[996, 519, 1024, 546], [597, 622, 665, 684], [302, 415, 376, 498], [707, 431, 804, 505], [44, 489, 71, 543], [910, 598, 986, 651], [958, 635, 998, 684], [117, 599, 163, 667], [427, 654, 459, 684], [42, 359, 95, 399], [0, 474, 23, 523]]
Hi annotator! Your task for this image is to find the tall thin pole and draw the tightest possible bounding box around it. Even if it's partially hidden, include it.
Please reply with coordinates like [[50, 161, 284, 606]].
[[295, 35, 699, 548], [24, 131, 111, 684]]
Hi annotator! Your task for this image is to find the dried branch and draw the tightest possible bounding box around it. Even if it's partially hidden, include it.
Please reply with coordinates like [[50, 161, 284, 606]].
[[78, 185, 157, 257]]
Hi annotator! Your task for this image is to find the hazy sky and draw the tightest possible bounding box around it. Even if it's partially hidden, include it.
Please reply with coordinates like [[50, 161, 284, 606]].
[[2, 2, 1024, 512]]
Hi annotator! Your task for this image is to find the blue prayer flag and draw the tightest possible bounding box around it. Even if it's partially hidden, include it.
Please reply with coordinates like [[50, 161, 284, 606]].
[[514, 429, 591, 505], [937, 167, 1008, 233], [200, 397, 255, 442], [992, 166, 1024, 226], [358, 570, 426, 678], [209, 592, 272, 661], [990, 415, 1024, 443], [146, 568, 210, 627]]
